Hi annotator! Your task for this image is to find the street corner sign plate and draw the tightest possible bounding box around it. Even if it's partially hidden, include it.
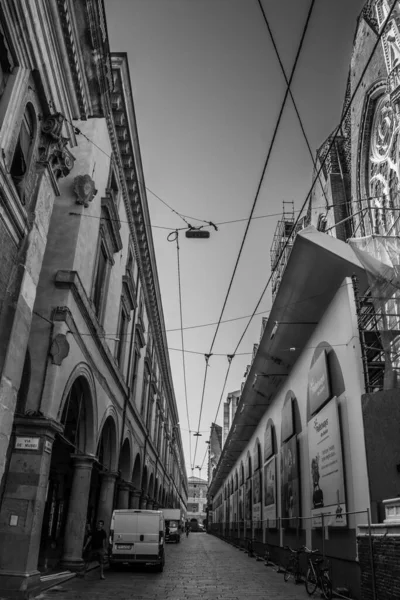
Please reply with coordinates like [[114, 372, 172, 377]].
[[15, 437, 40, 450]]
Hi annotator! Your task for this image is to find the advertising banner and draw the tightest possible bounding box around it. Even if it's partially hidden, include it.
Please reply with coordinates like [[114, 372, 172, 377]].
[[264, 423, 274, 462], [245, 479, 252, 527], [253, 471, 262, 524], [280, 436, 300, 526], [309, 350, 331, 415], [264, 456, 277, 525], [281, 393, 294, 442], [234, 490, 238, 523], [308, 397, 347, 527]]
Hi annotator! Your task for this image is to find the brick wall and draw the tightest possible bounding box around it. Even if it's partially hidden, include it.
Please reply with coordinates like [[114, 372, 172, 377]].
[[358, 534, 400, 600]]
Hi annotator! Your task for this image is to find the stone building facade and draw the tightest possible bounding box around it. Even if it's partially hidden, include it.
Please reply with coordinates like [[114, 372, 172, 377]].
[[209, 2, 400, 599], [187, 476, 207, 529], [0, 2, 186, 597]]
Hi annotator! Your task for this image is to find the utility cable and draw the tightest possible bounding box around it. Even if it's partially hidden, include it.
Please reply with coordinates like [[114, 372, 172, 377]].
[[60, 111, 212, 229], [256, 0, 330, 210], [230, 0, 397, 358], [174, 230, 193, 469], [191, 0, 316, 470]]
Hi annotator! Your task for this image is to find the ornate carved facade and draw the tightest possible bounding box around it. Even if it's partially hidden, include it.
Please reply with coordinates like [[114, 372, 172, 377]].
[[0, 2, 187, 598]]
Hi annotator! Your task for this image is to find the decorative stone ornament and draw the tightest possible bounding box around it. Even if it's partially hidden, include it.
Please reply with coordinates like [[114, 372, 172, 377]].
[[73, 174, 97, 207], [38, 112, 75, 182], [49, 333, 70, 366]]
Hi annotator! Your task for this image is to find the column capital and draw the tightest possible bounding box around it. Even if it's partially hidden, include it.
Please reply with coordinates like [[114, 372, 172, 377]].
[[101, 470, 119, 482], [118, 481, 133, 492], [14, 415, 64, 438], [70, 454, 96, 469]]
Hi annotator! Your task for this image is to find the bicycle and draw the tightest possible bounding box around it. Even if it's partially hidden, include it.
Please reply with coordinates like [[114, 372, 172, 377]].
[[303, 547, 332, 599], [283, 545, 304, 584]]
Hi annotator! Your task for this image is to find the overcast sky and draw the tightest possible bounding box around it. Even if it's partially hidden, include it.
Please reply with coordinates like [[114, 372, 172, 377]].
[[105, 0, 366, 478]]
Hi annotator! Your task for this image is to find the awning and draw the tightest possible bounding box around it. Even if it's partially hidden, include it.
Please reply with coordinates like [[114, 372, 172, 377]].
[[208, 226, 369, 497]]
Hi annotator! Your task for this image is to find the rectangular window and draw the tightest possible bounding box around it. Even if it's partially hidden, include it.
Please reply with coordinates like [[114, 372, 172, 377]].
[[93, 244, 108, 317], [116, 309, 128, 369], [130, 347, 140, 396], [141, 369, 149, 417]]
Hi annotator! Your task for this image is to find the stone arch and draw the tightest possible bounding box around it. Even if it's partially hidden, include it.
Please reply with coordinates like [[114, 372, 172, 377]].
[[142, 465, 148, 496], [246, 450, 252, 479], [264, 418, 276, 463], [132, 453, 141, 488], [234, 469, 238, 491], [97, 414, 118, 472], [253, 437, 262, 471], [154, 478, 159, 504], [306, 342, 345, 421], [281, 390, 302, 443], [148, 472, 155, 499], [119, 438, 132, 481], [240, 461, 245, 485], [58, 363, 97, 455]]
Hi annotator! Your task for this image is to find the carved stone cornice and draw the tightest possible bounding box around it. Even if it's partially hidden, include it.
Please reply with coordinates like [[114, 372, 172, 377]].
[[57, 0, 111, 118], [104, 54, 183, 460], [56, 0, 88, 118]]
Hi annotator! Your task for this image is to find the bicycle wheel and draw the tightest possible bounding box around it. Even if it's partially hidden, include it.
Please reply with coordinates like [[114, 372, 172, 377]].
[[321, 574, 332, 600], [305, 567, 318, 595], [284, 560, 293, 582]]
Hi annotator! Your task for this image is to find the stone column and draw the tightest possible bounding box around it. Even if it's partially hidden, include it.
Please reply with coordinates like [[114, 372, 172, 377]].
[[117, 482, 131, 509], [129, 488, 141, 509], [61, 454, 95, 571], [140, 494, 148, 509], [0, 417, 62, 598], [146, 498, 154, 510], [96, 472, 118, 534]]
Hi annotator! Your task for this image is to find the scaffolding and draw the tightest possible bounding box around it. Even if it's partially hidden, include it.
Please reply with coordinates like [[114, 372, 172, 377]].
[[270, 202, 307, 300], [350, 235, 400, 392]]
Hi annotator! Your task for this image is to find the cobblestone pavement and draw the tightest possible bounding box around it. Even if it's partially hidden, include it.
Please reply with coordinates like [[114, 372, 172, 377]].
[[40, 534, 313, 600]]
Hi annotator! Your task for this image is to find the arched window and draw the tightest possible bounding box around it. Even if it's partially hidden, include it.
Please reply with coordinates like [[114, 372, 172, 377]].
[[10, 103, 36, 205]]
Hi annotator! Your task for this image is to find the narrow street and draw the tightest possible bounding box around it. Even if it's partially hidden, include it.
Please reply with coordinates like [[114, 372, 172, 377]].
[[40, 534, 312, 600]]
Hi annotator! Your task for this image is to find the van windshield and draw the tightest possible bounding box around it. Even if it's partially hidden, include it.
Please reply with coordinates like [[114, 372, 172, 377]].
[[168, 520, 178, 527]]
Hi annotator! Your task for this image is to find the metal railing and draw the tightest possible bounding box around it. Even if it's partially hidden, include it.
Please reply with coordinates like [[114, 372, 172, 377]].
[[209, 508, 375, 600]]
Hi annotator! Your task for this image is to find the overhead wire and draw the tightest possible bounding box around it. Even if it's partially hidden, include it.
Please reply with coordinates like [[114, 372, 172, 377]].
[[230, 0, 398, 360], [57, 107, 213, 230], [191, 0, 316, 470], [256, 0, 330, 210], [174, 230, 193, 468]]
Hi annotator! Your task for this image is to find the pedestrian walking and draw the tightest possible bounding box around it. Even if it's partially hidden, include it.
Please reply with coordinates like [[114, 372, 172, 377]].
[[83, 519, 107, 580]]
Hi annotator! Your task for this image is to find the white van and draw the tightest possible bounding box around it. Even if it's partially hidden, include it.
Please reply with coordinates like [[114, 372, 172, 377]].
[[109, 509, 165, 572]]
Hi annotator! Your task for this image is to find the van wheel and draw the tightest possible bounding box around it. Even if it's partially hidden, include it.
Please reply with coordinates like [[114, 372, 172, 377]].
[[156, 562, 164, 572]]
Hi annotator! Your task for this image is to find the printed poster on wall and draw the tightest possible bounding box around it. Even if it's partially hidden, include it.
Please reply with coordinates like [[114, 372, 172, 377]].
[[264, 456, 277, 525], [280, 435, 300, 526], [264, 423, 274, 462], [245, 479, 252, 527], [234, 490, 238, 523], [308, 397, 347, 527], [309, 350, 331, 415], [239, 486, 243, 522], [253, 471, 262, 524]]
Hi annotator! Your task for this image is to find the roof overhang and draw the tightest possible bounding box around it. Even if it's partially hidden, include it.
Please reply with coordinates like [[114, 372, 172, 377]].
[[209, 226, 369, 497]]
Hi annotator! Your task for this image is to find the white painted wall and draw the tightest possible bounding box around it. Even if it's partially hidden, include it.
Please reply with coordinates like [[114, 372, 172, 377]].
[[216, 277, 370, 534]]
